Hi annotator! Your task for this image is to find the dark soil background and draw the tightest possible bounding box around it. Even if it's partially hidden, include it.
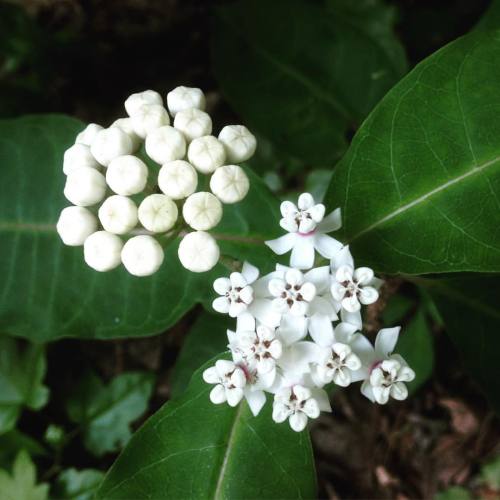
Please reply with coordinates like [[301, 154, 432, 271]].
[[2, 0, 500, 498]]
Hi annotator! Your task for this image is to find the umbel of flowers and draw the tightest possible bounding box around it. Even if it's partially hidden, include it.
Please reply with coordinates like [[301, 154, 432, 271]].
[[204, 193, 415, 432], [57, 87, 256, 276]]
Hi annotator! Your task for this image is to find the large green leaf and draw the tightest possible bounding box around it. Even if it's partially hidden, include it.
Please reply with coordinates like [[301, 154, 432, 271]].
[[325, 30, 500, 274], [212, 0, 407, 165], [0, 336, 49, 435], [0, 114, 280, 341], [97, 356, 316, 499], [66, 371, 155, 457], [420, 274, 500, 413]]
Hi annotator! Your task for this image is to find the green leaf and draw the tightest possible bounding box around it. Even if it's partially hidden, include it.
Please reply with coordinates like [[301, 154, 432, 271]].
[[435, 486, 471, 500], [325, 30, 500, 274], [381, 293, 415, 326], [421, 274, 500, 413], [97, 355, 316, 499], [396, 309, 434, 393], [0, 431, 47, 470], [0, 114, 280, 341], [481, 455, 500, 490], [170, 312, 233, 399], [53, 468, 105, 500], [0, 450, 48, 500], [0, 336, 49, 435], [212, 0, 407, 165], [66, 371, 155, 457]]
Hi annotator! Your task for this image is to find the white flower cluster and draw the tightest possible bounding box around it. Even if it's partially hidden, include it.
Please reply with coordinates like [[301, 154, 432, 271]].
[[203, 193, 415, 432], [57, 86, 256, 276]]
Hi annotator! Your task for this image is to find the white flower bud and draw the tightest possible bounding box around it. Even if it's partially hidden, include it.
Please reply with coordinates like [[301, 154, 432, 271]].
[[111, 118, 141, 151], [131, 104, 170, 139], [173, 108, 212, 142], [187, 136, 226, 174], [90, 127, 133, 167], [106, 155, 148, 196], [98, 195, 138, 235], [210, 165, 250, 204], [182, 192, 223, 231], [75, 123, 104, 146], [121, 235, 164, 277], [84, 231, 123, 272], [158, 160, 198, 200], [178, 231, 220, 272], [57, 206, 98, 246], [167, 86, 206, 116], [138, 194, 178, 233], [64, 167, 107, 207], [145, 125, 186, 164], [218, 125, 257, 163], [125, 90, 163, 117], [63, 143, 100, 175]]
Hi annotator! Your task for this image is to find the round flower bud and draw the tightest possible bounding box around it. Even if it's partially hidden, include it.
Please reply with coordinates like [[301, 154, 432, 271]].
[[63, 143, 100, 175], [90, 127, 133, 167], [187, 136, 226, 174], [178, 231, 220, 273], [84, 231, 123, 272], [210, 164, 250, 204], [64, 167, 107, 207], [145, 126, 186, 165], [112, 118, 141, 151], [125, 90, 163, 117], [158, 160, 197, 200], [182, 192, 223, 231], [98, 195, 138, 235], [138, 194, 178, 233], [173, 108, 212, 142], [167, 86, 206, 116], [57, 206, 98, 246], [218, 125, 257, 163], [106, 155, 148, 196], [75, 123, 104, 146], [131, 104, 170, 139], [121, 235, 164, 277]]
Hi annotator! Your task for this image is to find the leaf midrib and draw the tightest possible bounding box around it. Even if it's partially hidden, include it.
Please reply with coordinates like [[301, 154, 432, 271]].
[[347, 155, 500, 242]]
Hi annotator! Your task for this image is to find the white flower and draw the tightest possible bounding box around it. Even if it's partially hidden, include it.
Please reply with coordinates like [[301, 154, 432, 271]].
[[360, 327, 415, 404], [178, 231, 220, 272], [111, 118, 141, 151], [106, 155, 148, 196], [167, 86, 206, 116], [57, 206, 98, 246], [75, 123, 104, 146], [229, 325, 283, 374], [121, 235, 164, 277], [272, 385, 322, 432], [64, 167, 107, 207], [218, 125, 256, 163], [158, 160, 198, 200], [98, 195, 138, 235], [125, 90, 163, 117], [138, 194, 178, 233], [63, 143, 100, 175], [145, 125, 186, 164], [203, 359, 246, 407], [265, 193, 343, 270], [173, 108, 212, 142], [212, 262, 258, 317], [210, 165, 249, 204], [182, 192, 222, 231], [188, 136, 226, 174], [314, 343, 362, 387], [331, 265, 379, 313], [90, 127, 133, 166], [131, 104, 170, 139], [84, 231, 123, 272], [268, 268, 316, 316]]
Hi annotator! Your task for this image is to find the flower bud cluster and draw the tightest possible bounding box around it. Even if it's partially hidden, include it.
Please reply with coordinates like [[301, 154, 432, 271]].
[[203, 192, 415, 431], [58, 87, 256, 276]]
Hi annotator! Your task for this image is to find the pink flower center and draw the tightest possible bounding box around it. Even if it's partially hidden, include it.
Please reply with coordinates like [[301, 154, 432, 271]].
[[369, 360, 383, 373], [298, 229, 316, 237]]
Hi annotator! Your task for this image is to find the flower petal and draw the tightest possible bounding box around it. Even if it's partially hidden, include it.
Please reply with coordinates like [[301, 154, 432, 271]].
[[210, 384, 226, 404], [280, 200, 298, 218], [298, 218, 315, 233], [360, 380, 375, 402], [290, 300, 308, 316], [241, 261, 259, 284], [213, 277, 231, 295], [353, 267, 374, 285], [280, 218, 298, 232], [236, 311, 255, 332], [350, 333, 376, 368], [298, 193, 314, 210], [333, 321, 358, 344], [341, 294, 361, 313], [290, 235, 315, 270], [278, 314, 308, 345], [330, 282, 346, 301], [308, 204, 325, 222], [302, 398, 320, 419], [308, 313, 334, 346], [390, 382, 408, 401], [304, 266, 330, 294], [317, 207, 342, 233], [226, 387, 244, 407], [228, 301, 247, 318], [285, 268, 304, 286], [272, 402, 290, 423], [314, 233, 343, 258], [230, 272, 247, 289], [374, 327, 401, 359], [289, 412, 308, 432], [330, 245, 354, 270], [359, 286, 379, 305], [340, 309, 362, 330], [239, 285, 253, 304], [212, 296, 230, 314], [203, 367, 219, 384], [336, 265, 353, 283], [249, 298, 282, 328], [310, 388, 332, 412], [245, 389, 266, 416], [265, 232, 297, 255], [268, 278, 286, 297]]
